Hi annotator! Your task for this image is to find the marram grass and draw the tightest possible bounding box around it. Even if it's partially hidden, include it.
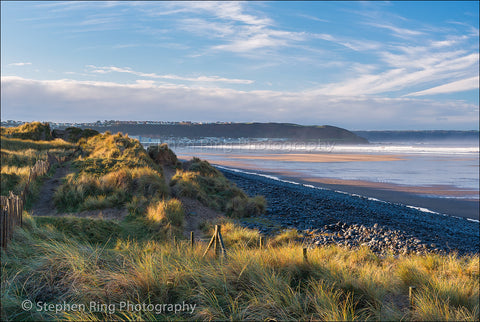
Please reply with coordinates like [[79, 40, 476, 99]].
[[2, 215, 478, 321]]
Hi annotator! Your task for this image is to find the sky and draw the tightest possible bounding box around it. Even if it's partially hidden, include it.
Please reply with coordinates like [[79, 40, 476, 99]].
[[1, 1, 479, 130]]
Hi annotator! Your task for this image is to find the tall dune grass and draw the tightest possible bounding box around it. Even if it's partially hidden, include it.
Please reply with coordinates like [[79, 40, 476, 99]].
[[2, 214, 478, 321], [147, 198, 185, 227], [170, 158, 266, 218], [53, 132, 168, 212], [1, 122, 53, 141], [1, 135, 74, 152]]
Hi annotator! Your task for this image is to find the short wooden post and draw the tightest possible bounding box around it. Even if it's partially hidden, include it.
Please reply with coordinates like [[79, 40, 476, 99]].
[[218, 226, 227, 258], [214, 225, 220, 258], [173, 235, 177, 246], [19, 197, 23, 228], [8, 197, 14, 240], [1, 209, 5, 249], [259, 236, 264, 249], [190, 231, 194, 249], [203, 229, 217, 258], [15, 197, 19, 226], [303, 247, 308, 262], [409, 286, 416, 309]]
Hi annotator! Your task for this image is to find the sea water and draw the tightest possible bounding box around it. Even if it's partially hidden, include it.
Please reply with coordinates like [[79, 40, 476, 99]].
[[137, 136, 479, 200]]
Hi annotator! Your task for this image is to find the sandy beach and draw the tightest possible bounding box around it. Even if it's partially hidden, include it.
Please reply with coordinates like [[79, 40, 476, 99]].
[[178, 152, 405, 162], [177, 152, 479, 221]]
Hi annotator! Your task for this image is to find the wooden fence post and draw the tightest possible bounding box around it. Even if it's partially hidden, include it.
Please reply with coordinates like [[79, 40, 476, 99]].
[[202, 225, 227, 259], [213, 225, 220, 258], [8, 196, 13, 240], [303, 248, 308, 262], [259, 236, 264, 249], [203, 229, 216, 258], [190, 231, 194, 249], [409, 286, 416, 309], [19, 196, 23, 227], [217, 225, 227, 258], [1, 209, 6, 249]]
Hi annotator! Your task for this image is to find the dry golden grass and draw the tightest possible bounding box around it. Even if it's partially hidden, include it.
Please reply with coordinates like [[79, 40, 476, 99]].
[[147, 198, 185, 227], [171, 161, 266, 218], [2, 218, 477, 321]]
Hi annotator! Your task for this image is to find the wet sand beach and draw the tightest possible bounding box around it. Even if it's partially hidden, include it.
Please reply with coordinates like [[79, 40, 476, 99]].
[[184, 152, 406, 162], [177, 152, 479, 220]]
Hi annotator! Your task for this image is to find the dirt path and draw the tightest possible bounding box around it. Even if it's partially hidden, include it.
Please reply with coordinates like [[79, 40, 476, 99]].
[[31, 164, 73, 216], [31, 164, 128, 220], [163, 165, 224, 239]]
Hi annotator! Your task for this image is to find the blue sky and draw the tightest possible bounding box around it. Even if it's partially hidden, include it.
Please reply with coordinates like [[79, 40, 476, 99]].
[[1, 1, 478, 129]]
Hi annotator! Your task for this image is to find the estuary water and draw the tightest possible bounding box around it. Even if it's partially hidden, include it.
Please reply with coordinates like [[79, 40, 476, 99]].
[[136, 136, 479, 201]]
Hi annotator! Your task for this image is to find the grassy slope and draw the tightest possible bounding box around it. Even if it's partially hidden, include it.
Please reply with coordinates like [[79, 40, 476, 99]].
[[1, 124, 478, 321], [0, 135, 76, 209]]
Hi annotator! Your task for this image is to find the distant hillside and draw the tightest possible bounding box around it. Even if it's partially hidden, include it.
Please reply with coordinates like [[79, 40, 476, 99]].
[[78, 123, 368, 144], [354, 130, 479, 143]]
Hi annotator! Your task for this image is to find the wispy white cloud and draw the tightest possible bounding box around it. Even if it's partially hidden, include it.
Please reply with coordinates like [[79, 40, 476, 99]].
[[406, 76, 479, 96], [313, 26, 479, 97], [79, 16, 119, 26], [2, 76, 477, 129], [166, 2, 307, 54], [9, 62, 32, 66], [313, 33, 382, 52], [367, 22, 425, 38], [179, 18, 235, 38], [86, 65, 254, 84], [296, 13, 329, 23], [190, 1, 273, 26]]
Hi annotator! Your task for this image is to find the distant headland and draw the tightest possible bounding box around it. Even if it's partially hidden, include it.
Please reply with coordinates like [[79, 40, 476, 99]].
[[1, 121, 368, 144]]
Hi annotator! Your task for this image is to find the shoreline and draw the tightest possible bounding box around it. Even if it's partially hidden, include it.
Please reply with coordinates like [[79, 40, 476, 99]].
[[204, 161, 479, 221], [297, 177, 479, 221], [215, 166, 479, 255]]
